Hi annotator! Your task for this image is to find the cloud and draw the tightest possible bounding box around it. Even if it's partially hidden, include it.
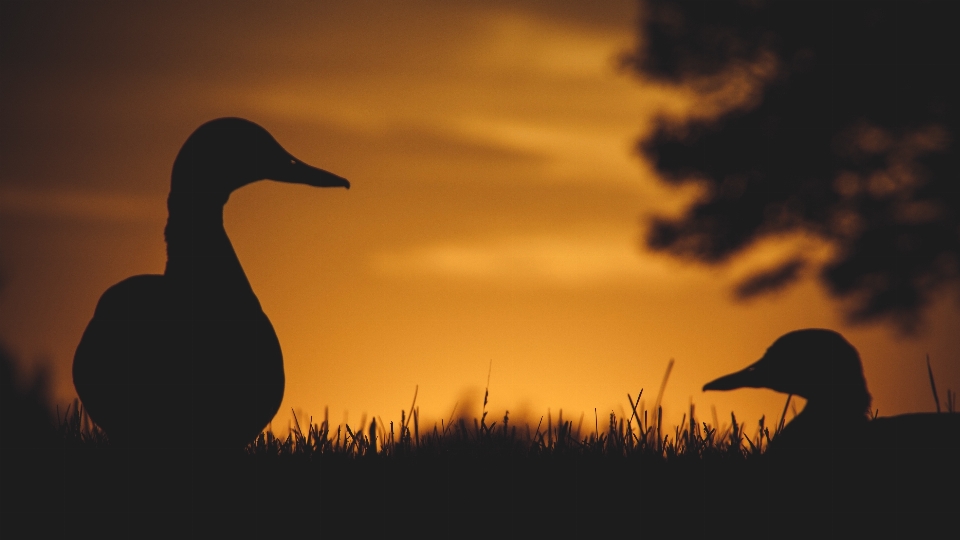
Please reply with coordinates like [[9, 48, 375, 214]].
[[372, 226, 839, 293], [0, 187, 164, 223], [372, 227, 686, 287], [471, 9, 633, 79], [226, 6, 655, 189]]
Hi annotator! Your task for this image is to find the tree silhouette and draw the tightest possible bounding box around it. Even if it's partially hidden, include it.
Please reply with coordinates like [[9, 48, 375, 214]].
[[626, 0, 959, 331]]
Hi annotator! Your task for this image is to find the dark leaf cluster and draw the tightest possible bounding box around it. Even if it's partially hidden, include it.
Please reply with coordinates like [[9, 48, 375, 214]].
[[628, 0, 960, 331]]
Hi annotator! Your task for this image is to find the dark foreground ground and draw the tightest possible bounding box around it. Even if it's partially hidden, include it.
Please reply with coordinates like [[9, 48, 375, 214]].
[[2, 405, 957, 538]]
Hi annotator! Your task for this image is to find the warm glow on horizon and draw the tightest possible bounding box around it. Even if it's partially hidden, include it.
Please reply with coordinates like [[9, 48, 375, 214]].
[[2, 1, 959, 440]]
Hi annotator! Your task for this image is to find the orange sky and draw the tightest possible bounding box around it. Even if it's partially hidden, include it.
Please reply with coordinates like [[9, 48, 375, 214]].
[[2, 0, 959, 437]]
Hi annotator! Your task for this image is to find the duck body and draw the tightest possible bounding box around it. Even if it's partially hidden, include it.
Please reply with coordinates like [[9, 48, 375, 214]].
[[73, 269, 282, 449], [73, 118, 349, 448], [704, 329, 959, 516], [704, 328, 960, 452]]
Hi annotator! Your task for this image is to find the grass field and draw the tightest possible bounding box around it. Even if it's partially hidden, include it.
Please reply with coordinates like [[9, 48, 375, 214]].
[[3, 386, 781, 534], [2, 351, 957, 536]]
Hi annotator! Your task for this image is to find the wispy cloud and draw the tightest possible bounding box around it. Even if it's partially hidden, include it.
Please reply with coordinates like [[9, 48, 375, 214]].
[[0, 187, 164, 223], [372, 226, 836, 292], [472, 10, 633, 79], [372, 227, 692, 287], [235, 7, 657, 189]]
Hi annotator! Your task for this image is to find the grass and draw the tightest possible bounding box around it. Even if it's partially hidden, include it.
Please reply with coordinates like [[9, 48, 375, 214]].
[[29, 389, 952, 535], [3, 354, 957, 535], [52, 388, 773, 460], [21, 392, 778, 533], [246, 360, 782, 461], [51, 358, 780, 460], [240, 385, 772, 460]]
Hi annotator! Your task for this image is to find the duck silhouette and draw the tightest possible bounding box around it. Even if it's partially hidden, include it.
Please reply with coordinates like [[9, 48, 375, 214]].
[[703, 329, 960, 451], [704, 329, 959, 516], [73, 118, 349, 449]]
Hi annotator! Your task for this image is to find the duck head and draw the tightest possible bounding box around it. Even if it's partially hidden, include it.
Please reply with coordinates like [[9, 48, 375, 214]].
[[170, 117, 349, 205], [703, 329, 871, 413]]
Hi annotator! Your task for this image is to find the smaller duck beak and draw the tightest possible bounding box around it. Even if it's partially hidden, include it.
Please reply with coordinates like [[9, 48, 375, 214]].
[[278, 155, 350, 189], [703, 359, 765, 392]]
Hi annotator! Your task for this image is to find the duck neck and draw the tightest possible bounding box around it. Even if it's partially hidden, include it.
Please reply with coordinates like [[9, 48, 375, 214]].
[[797, 385, 872, 423], [163, 188, 260, 311], [775, 389, 871, 448]]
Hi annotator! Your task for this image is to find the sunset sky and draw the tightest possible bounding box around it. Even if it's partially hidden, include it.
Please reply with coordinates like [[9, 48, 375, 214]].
[[2, 0, 959, 437]]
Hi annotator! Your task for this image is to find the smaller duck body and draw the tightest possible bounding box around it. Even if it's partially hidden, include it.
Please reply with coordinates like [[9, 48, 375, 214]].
[[704, 329, 960, 451], [73, 118, 349, 449], [704, 329, 959, 515]]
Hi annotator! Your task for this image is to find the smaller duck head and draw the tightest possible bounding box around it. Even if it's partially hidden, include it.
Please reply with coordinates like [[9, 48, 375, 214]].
[[703, 329, 870, 407], [170, 117, 349, 204]]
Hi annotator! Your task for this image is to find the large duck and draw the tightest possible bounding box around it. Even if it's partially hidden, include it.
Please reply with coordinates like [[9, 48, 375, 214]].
[[73, 118, 349, 448]]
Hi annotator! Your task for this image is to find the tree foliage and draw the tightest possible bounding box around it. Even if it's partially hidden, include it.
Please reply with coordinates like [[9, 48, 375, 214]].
[[627, 0, 959, 331]]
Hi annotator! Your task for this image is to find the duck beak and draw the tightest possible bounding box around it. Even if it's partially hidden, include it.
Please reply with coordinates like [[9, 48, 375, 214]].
[[277, 154, 350, 189], [703, 358, 765, 391]]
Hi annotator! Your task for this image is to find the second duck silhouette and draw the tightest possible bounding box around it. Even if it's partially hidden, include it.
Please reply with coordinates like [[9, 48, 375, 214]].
[[703, 328, 959, 452], [73, 118, 349, 449], [704, 329, 959, 517]]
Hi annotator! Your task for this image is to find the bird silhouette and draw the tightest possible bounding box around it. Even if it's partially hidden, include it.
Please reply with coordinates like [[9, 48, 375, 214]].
[[703, 328, 959, 451], [704, 328, 959, 516], [73, 118, 349, 449]]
